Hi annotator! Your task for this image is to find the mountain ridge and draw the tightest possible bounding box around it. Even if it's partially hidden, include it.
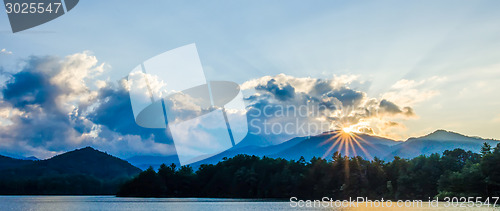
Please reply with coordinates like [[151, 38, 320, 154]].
[[0, 146, 142, 195], [188, 129, 499, 167], [387, 130, 499, 159], [2, 130, 499, 171], [410, 129, 495, 142]]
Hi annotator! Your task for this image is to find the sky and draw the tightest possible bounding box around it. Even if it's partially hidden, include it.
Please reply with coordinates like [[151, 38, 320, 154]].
[[1, 0, 500, 159]]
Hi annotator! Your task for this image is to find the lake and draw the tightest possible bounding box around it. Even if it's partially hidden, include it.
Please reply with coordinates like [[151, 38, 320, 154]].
[[0, 196, 497, 210]]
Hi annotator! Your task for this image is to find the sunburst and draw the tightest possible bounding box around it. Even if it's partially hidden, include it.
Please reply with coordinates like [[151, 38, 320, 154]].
[[319, 126, 375, 180], [320, 126, 374, 160]]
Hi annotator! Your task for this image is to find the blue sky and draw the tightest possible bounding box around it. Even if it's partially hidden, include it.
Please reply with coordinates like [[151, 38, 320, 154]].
[[1, 0, 500, 158]]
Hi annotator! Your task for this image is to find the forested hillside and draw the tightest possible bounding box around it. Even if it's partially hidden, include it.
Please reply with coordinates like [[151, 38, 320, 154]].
[[0, 147, 141, 195]]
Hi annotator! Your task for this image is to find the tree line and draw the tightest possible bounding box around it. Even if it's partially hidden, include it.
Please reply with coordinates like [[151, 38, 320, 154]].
[[117, 143, 500, 199], [0, 175, 130, 195]]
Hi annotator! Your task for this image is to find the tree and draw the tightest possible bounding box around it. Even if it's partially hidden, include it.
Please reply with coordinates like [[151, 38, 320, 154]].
[[481, 142, 492, 157], [438, 162, 486, 197], [481, 143, 500, 196], [117, 167, 165, 197]]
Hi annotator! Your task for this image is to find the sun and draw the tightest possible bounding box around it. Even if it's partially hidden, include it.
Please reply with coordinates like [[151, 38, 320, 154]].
[[320, 123, 376, 160], [341, 124, 359, 134], [342, 127, 354, 134], [319, 122, 378, 180]]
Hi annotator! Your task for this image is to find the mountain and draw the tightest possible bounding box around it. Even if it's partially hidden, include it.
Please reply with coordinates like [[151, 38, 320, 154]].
[[127, 155, 179, 170], [23, 156, 39, 161], [187, 136, 307, 168], [270, 131, 398, 161], [0, 155, 34, 171], [187, 131, 398, 168], [0, 147, 141, 195], [0, 152, 39, 161], [418, 129, 481, 141], [235, 133, 275, 147], [20, 147, 141, 179], [186, 129, 499, 167], [386, 130, 499, 160]]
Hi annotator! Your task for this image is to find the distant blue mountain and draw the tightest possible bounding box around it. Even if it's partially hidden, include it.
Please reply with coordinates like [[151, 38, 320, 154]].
[[185, 129, 499, 168], [126, 155, 179, 170], [234, 133, 275, 147], [186, 130, 399, 168], [385, 129, 499, 160], [0, 153, 39, 161], [4, 129, 490, 171], [15, 129, 490, 172], [186, 135, 309, 168], [269, 131, 397, 161], [22, 156, 39, 161]]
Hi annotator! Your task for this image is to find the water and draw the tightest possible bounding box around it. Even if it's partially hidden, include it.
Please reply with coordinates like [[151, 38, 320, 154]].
[[0, 196, 295, 211], [0, 196, 497, 210]]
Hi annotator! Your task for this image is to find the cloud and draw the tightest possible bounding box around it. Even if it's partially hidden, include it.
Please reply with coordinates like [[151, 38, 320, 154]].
[[382, 77, 443, 106], [243, 74, 417, 143], [255, 79, 295, 101], [0, 53, 175, 159], [0, 49, 12, 55], [379, 99, 415, 117], [0, 53, 421, 157]]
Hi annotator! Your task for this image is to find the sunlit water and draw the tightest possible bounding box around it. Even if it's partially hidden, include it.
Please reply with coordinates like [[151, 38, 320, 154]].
[[0, 196, 497, 210]]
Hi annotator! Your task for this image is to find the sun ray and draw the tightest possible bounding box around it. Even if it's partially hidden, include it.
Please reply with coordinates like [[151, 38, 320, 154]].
[[352, 138, 373, 160], [348, 138, 357, 157], [322, 137, 342, 158], [320, 127, 376, 161], [344, 135, 350, 156], [319, 133, 341, 146]]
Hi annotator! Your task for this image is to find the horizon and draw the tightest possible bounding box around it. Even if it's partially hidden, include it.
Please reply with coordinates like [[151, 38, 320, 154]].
[[3, 128, 498, 161]]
